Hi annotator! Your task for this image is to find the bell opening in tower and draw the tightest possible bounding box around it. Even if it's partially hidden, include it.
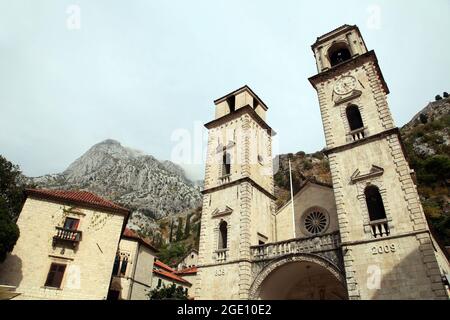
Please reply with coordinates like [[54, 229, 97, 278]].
[[328, 43, 352, 67]]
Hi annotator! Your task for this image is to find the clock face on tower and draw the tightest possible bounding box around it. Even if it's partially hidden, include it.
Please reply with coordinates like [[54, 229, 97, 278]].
[[333, 76, 357, 95]]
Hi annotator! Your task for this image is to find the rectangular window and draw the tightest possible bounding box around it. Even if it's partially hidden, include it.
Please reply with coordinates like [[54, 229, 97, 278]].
[[44, 263, 66, 288], [63, 217, 79, 231], [157, 278, 162, 288]]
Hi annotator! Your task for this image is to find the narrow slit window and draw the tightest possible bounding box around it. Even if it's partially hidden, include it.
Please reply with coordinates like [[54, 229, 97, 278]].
[[119, 256, 128, 276], [218, 220, 228, 249], [227, 96, 236, 113], [222, 152, 231, 176]]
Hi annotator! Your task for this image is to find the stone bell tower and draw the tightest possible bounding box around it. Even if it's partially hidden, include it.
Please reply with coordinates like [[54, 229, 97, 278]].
[[195, 85, 276, 300], [309, 25, 449, 299]]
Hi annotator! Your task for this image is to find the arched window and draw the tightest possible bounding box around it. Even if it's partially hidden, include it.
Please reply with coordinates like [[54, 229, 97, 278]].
[[112, 254, 120, 276], [328, 43, 352, 67], [218, 220, 228, 249], [346, 105, 364, 131], [364, 185, 387, 221], [222, 152, 231, 176], [119, 256, 128, 276]]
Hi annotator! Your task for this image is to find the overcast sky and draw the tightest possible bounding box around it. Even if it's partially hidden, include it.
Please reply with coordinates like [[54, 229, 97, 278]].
[[1, 0, 449, 181]]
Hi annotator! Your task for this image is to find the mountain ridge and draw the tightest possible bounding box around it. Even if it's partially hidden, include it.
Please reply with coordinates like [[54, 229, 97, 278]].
[[26, 139, 202, 223]]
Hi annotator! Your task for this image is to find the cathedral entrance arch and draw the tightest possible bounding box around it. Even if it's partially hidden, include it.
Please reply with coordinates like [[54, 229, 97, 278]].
[[249, 254, 348, 300]]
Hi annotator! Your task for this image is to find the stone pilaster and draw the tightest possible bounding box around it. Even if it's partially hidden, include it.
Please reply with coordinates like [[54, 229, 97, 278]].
[[238, 181, 252, 298], [364, 62, 394, 130], [317, 85, 335, 148]]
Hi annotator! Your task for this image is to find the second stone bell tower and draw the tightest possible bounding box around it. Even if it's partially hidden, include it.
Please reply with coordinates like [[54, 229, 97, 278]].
[[309, 25, 449, 299], [195, 86, 276, 299]]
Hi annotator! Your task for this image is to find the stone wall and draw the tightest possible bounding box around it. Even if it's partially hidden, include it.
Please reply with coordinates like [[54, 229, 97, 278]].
[[0, 197, 125, 300]]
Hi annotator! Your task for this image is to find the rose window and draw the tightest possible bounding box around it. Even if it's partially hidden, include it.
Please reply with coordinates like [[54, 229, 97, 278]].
[[304, 210, 328, 235]]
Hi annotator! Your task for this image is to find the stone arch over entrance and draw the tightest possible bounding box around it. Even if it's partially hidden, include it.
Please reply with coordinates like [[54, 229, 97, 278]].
[[249, 253, 348, 300]]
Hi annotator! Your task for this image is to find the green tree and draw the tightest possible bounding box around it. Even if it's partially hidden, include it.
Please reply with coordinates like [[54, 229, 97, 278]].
[[184, 213, 191, 239], [158, 242, 187, 266], [175, 217, 183, 241], [169, 218, 174, 243], [0, 198, 19, 262], [417, 155, 450, 185], [0, 155, 26, 219], [148, 283, 188, 300], [0, 155, 24, 261]]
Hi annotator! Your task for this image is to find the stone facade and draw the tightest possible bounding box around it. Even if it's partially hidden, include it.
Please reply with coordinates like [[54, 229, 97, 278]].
[[309, 24, 449, 300], [275, 182, 338, 241], [195, 86, 276, 300], [109, 231, 158, 300], [0, 192, 128, 300], [195, 25, 449, 300]]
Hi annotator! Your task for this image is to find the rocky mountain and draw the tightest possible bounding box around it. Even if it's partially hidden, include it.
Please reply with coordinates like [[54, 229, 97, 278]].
[[400, 95, 450, 245], [273, 151, 331, 208], [27, 139, 202, 224]]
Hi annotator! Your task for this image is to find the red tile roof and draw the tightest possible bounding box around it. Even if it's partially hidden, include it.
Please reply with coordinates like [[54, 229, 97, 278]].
[[154, 260, 176, 273], [153, 260, 191, 285], [26, 188, 130, 215], [153, 267, 191, 285], [175, 266, 197, 275], [122, 228, 158, 252]]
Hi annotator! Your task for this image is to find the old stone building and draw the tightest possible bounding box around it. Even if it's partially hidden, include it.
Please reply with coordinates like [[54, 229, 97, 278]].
[[176, 249, 198, 271], [0, 189, 129, 300], [108, 228, 158, 300], [195, 25, 450, 300]]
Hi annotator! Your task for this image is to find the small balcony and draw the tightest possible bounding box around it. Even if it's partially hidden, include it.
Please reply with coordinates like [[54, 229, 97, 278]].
[[215, 249, 228, 262], [348, 127, 366, 142], [53, 227, 82, 247], [218, 174, 231, 184], [369, 219, 390, 238]]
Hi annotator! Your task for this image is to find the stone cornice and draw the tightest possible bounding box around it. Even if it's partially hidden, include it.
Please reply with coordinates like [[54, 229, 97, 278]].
[[213, 85, 268, 111], [340, 230, 429, 247], [202, 176, 276, 201], [311, 24, 359, 49], [308, 50, 390, 95], [324, 127, 400, 156], [204, 105, 276, 136]]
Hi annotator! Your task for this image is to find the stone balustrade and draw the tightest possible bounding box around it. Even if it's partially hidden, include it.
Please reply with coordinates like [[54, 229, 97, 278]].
[[250, 232, 341, 261], [369, 219, 390, 238]]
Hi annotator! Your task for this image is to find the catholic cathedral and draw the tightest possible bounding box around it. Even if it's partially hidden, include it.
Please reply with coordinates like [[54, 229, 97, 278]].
[[194, 25, 450, 300]]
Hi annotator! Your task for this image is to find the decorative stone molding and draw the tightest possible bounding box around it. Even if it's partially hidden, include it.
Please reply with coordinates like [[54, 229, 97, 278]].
[[334, 89, 362, 105], [354, 177, 394, 239], [216, 141, 236, 154], [300, 206, 331, 236], [350, 165, 384, 184], [213, 217, 230, 257], [211, 206, 233, 218]]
